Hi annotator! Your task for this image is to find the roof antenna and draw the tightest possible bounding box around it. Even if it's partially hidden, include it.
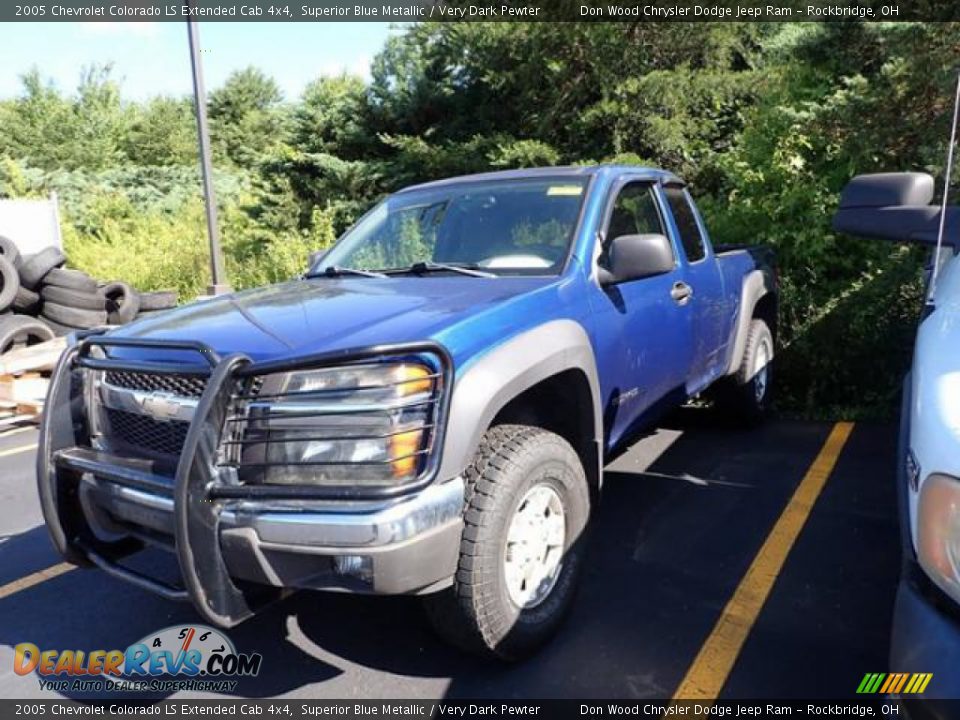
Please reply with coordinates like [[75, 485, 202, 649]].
[[931, 71, 960, 298]]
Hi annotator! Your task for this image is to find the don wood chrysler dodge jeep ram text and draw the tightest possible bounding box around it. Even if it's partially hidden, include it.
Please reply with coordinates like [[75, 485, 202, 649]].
[[38, 166, 777, 659]]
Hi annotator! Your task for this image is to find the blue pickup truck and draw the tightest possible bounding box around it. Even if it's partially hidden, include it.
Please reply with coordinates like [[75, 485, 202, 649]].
[[38, 165, 776, 659]]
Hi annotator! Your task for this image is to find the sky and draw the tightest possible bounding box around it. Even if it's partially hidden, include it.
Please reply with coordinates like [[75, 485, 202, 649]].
[[0, 22, 401, 101]]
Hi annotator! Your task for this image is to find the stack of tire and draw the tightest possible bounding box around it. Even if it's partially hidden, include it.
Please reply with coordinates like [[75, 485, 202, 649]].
[[0, 236, 178, 356]]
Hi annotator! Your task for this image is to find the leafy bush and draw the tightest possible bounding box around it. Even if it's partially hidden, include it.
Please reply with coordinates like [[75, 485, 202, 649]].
[[63, 195, 336, 298], [3, 22, 957, 419]]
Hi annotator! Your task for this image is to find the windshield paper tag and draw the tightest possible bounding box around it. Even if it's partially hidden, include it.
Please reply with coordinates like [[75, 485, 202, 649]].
[[546, 185, 583, 196]]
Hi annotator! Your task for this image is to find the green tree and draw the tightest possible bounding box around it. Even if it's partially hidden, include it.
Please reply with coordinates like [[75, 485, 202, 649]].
[[125, 97, 197, 166], [208, 67, 286, 167], [294, 74, 372, 158]]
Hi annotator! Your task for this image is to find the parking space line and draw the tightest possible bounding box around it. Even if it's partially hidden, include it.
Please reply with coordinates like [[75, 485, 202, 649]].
[[0, 426, 37, 439], [0, 562, 75, 600], [672, 421, 855, 701], [0, 442, 38, 459]]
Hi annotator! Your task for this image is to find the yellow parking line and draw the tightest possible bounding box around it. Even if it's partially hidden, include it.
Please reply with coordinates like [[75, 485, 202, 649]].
[[0, 562, 75, 600], [672, 421, 855, 702], [0, 442, 38, 458]]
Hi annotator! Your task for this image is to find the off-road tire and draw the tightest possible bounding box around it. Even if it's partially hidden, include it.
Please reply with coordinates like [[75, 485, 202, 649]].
[[139, 290, 178, 310], [102, 281, 140, 324], [423, 424, 590, 661], [0, 257, 19, 313], [714, 318, 774, 424], [40, 284, 106, 311], [42, 301, 107, 329], [18, 247, 66, 289], [42, 267, 98, 293], [0, 236, 21, 268], [0, 315, 54, 354]]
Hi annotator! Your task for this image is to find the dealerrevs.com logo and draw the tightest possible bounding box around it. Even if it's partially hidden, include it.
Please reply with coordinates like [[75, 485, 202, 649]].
[[14, 624, 263, 693]]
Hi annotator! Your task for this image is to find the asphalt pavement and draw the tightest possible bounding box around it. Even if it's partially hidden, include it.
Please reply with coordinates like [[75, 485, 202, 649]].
[[0, 411, 900, 700]]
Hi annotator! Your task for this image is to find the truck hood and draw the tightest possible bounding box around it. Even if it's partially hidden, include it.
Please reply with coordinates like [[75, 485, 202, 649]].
[[109, 276, 556, 364]]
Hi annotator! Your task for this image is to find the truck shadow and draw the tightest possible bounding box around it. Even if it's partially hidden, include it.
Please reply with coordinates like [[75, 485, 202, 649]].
[[0, 526, 343, 701], [0, 412, 847, 700], [286, 411, 826, 697]]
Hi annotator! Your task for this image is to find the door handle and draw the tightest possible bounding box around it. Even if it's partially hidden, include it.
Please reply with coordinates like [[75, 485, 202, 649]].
[[671, 281, 693, 304]]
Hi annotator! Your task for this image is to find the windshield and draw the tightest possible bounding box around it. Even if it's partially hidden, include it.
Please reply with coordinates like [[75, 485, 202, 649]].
[[314, 178, 588, 276]]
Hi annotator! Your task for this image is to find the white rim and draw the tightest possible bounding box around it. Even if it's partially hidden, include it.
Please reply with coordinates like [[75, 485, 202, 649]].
[[503, 483, 566, 609], [754, 338, 771, 403]]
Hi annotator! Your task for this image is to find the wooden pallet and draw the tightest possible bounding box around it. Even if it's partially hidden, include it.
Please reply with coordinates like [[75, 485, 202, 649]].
[[0, 336, 67, 376], [0, 373, 47, 425], [0, 402, 42, 427], [0, 337, 66, 423]]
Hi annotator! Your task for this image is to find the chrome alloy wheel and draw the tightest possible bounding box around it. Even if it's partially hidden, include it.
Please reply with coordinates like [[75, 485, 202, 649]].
[[503, 483, 566, 609]]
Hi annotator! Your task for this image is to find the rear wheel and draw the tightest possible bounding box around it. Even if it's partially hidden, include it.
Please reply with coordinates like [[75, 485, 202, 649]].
[[714, 318, 774, 424], [423, 424, 590, 661]]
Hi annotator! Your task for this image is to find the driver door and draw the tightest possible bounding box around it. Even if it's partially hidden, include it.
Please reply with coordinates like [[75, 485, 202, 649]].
[[592, 181, 694, 450]]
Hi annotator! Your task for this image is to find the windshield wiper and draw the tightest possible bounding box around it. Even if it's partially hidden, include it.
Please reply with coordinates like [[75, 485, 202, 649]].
[[386, 261, 496, 279], [306, 265, 387, 279]]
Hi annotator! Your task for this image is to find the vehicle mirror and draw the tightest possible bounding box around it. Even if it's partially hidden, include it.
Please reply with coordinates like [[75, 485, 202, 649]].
[[599, 233, 675, 286], [308, 250, 325, 268]]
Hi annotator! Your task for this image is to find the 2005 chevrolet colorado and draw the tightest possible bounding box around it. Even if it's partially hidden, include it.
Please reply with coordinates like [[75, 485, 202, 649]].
[[38, 165, 777, 659]]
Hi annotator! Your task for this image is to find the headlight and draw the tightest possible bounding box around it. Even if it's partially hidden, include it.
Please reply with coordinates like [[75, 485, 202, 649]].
[[916, 473, 960, 603], [225, 360, 442, 488]]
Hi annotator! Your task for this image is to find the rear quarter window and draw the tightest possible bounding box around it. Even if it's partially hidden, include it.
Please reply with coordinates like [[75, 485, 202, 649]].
[[664, 187, 707, 263]]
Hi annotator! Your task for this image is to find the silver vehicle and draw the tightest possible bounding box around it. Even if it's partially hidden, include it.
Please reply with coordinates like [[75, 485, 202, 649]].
[[832, 76, 960, 702]]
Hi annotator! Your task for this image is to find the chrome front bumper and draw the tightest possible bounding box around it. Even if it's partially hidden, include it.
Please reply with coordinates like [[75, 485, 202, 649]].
[[37, 336, 459, 627], [79, 469, 464, 594]]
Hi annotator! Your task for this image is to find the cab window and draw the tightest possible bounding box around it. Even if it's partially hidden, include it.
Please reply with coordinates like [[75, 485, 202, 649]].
[[605, 182, 666, 243], [663, 186, 707, 263]]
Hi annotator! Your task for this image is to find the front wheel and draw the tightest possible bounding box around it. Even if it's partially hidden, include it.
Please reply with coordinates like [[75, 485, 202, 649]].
[[423, 424, 591, 661], [714, 318, 774, 424]]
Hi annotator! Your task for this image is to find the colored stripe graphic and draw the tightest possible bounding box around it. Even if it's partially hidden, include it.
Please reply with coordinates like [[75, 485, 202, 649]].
[[857, 672, 932, 694]]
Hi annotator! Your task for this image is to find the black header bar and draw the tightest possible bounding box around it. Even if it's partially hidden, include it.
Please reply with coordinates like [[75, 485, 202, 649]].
[[3, 0, 954, 23]]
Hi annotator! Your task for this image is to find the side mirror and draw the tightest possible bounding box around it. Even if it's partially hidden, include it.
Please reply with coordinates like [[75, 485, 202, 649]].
[[307, 250, 325, 268], [832, 172, 959, 247], [598, 233, 675, 286]]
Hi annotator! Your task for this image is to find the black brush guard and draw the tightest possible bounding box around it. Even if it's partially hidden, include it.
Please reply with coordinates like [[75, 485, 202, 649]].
[[36, 334, 453, 627]]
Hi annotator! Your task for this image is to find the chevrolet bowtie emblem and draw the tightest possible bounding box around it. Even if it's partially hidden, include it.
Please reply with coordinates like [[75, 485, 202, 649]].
[[140, 391, 181, 421]]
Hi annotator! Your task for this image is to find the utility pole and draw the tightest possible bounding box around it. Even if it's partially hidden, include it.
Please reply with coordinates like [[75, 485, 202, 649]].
[[186, 2, 230, 295]]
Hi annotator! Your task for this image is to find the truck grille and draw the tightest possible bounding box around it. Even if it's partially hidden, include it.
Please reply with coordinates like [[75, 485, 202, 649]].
[[96, 370, 208, 459], [104, 370, 206, 398], [104, 407, 190, 457]]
